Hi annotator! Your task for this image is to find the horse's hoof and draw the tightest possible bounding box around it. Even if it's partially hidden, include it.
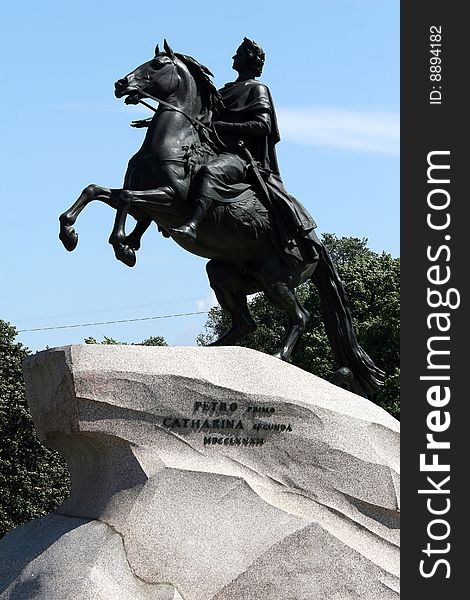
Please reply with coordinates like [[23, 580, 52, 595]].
[[329, 367, 354, 388], [125, 234, 141, 251], [272, 349, 290, 361], [113, 243, 136, 267], [207, 323, 256, 347], [59, 225, 78, 251]]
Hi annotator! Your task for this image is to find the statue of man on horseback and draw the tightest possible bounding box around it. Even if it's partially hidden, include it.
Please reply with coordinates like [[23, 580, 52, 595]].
[[58, 38, 385, 398], [137, 37, 319, 266]]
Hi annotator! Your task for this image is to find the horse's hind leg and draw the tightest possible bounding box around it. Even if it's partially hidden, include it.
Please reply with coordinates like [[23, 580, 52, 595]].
[[59, 184, 112, 251], [262, 282, 310, 361], [206, 261, 257, 346]]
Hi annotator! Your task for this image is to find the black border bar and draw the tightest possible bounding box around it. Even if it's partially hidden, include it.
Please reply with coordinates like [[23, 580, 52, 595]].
[[401, 3, 466, 597]]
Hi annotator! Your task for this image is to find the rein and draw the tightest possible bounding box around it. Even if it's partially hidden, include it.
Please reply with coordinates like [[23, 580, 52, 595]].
[[137, 90, 211, 132]]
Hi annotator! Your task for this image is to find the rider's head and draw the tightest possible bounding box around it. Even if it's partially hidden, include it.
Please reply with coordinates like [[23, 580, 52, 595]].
[[232, 38, 265, 77]]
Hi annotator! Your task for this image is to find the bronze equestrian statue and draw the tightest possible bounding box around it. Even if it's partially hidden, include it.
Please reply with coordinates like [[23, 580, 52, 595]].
[[59, 38, 384, 398]]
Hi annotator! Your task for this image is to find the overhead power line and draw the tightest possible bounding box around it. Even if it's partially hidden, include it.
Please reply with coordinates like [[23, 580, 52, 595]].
[[18, 311, 209, 333], [13, 296, 208, 324]]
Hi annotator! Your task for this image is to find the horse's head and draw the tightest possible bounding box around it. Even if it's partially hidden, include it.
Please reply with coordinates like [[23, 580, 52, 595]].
[[114, 40, 182, 104], [115, 40, 222, 123]]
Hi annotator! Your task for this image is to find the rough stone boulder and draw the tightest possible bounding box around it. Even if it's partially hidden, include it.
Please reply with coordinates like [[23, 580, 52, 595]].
[[0, 345, 400, 599]]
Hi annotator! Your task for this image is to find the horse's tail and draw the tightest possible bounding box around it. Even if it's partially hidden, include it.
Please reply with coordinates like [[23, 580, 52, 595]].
[[311, 244, 385, 398]]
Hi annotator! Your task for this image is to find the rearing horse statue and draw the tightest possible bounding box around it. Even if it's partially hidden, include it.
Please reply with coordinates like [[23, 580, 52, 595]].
[[59, 40, 384, 398]]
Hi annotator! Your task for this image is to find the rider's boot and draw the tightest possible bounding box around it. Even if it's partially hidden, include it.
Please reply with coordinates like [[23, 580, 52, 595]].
[[169, 201, 209, 242]]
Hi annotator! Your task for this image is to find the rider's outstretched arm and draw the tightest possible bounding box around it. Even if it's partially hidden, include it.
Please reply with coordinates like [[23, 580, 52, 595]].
[[130, 118, 153, 128]]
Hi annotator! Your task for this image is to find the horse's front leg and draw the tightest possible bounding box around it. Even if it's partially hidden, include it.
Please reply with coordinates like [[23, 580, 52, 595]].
[[59, 184, 112, 251], [109, 190, 138, 267], [109, 187, 175, 267]]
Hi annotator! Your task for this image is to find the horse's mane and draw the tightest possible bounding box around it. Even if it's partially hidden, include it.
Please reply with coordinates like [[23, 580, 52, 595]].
[[176, 53, 223, 118]]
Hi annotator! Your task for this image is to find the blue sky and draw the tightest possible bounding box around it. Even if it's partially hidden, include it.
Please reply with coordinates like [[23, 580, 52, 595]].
[[1, 0, 399, 351]]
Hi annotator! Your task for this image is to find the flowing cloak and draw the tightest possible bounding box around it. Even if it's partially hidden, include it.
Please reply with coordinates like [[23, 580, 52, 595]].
[[211, 79, 320, 264]]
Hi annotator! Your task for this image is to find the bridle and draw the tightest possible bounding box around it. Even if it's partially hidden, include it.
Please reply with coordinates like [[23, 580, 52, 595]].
[[125, 58, 227, 151], [129, 60, 212, 132]]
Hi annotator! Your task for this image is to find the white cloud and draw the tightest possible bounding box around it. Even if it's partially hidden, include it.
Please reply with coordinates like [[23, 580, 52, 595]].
[[50, 102, 398, 155], [276, 106, 399, 155], [195, 291, 218, 312]]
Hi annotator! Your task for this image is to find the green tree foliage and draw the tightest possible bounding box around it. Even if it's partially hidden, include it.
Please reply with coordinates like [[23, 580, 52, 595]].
[[0, 326, 168, 539], [198, 234, 400, 419], [0, 321, 70, 539], [84, 335, 168, 346]]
